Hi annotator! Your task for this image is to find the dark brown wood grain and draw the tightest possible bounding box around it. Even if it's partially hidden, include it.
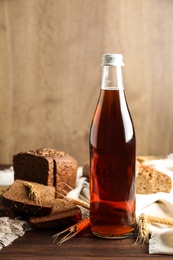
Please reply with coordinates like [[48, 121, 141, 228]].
[[1, 228, 172, 260]]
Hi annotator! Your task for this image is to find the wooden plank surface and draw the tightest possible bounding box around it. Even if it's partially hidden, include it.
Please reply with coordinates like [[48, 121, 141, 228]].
[[1, 228, 172, 260], [0, 0, 173, 165]]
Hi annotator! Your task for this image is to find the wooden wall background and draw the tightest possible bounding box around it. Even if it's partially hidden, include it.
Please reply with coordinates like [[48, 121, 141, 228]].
[[0, 0, 173, 165]]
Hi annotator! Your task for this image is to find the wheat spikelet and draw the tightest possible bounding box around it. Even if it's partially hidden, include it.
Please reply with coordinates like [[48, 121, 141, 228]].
[[24, 182, 41, 205], [135, 213, 150, 245], [135, 213, 173, 245], [52, 217, 90, 245]]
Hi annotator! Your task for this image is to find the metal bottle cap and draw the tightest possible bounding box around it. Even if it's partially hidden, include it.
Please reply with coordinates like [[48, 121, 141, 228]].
[[102, 54, 124, 66]]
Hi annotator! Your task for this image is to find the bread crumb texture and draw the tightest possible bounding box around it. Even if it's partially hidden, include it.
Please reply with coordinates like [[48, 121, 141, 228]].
[[136, 166, 172, 194]]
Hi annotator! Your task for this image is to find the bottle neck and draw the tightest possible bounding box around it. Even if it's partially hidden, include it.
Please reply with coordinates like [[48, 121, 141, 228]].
[[101, 65, 124, 90]]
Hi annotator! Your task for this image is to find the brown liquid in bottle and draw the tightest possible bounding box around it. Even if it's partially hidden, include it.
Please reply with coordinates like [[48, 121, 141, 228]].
[[89, 88, 136, 239]]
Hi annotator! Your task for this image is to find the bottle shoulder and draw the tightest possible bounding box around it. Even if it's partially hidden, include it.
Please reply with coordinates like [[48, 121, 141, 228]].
[[89, 89, 135, 149], [93, 90, 132, 122]]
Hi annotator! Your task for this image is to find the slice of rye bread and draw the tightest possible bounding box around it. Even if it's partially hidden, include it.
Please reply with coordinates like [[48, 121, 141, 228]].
[[29, 198, 82, 229], [136, 165, 172, 194], [0, 196, 19, 218], [13, 148, 78, 197], [2, 180, 55, 216]]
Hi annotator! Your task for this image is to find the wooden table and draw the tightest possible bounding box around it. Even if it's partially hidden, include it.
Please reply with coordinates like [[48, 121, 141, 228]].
[[1, 228, 172, 260], [0, 165, 172, 259]]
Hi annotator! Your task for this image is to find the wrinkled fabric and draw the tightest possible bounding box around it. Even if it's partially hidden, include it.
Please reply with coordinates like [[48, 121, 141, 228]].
[[136, 193, 173, 255], [0, 217, 31, 250]]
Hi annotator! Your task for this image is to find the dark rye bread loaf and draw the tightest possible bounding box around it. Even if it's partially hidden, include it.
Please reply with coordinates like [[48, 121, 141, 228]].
[[2, 180, 55, 216], [29, 198, 82, 229], [13, 148, 78, 197], [13, 152, 54, 186]]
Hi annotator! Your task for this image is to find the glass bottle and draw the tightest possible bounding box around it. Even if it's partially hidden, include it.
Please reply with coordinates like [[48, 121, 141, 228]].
[[89, 54, 136, 239]]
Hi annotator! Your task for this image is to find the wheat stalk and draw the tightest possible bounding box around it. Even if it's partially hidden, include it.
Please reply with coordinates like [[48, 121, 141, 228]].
[[135, 213, 173, 245]]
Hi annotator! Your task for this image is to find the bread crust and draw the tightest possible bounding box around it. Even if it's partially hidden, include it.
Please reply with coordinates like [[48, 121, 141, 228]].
[[53, 155, 78, 197]]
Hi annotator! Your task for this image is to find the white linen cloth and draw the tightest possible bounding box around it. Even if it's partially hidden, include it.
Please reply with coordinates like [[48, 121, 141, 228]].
[[0, 167, 14, 186], [0, 217, 30, 249], [136, 192, 173, 255]]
